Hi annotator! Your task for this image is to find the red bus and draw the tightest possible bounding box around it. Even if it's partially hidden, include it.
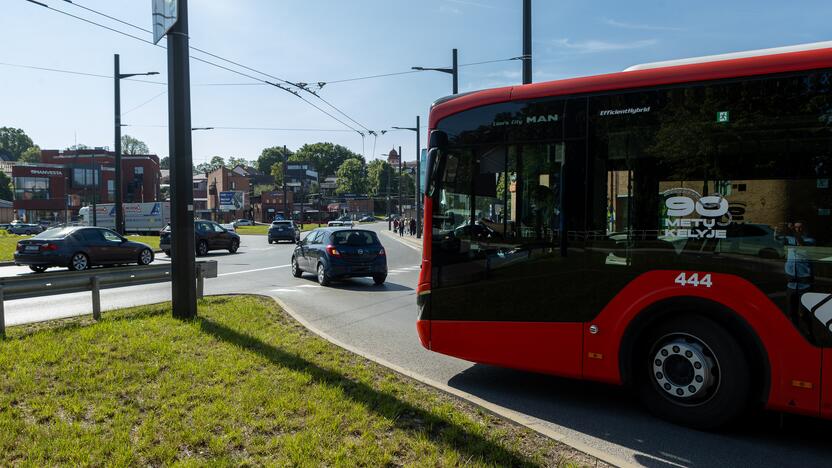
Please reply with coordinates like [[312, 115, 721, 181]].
[[417, 42, 832, 428]]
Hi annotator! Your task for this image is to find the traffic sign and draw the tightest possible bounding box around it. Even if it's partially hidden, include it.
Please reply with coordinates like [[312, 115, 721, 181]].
[[152, 0, 178, 44], [716, 111, 730, 123]]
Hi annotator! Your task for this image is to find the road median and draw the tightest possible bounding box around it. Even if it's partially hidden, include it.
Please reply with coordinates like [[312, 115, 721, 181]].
[[0, 295, 598, 466]]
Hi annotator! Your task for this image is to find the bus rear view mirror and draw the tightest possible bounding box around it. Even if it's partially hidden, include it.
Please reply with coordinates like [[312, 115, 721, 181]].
[[429, 130, 448, 149]]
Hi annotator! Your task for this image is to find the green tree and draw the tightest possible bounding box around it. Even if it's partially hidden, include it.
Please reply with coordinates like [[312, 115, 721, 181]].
[[0, 172, 12, 200], [335, 158, 368, 195], [18, 145, 41, 163], [228, 156, 251, 168], [253, 184, 274, 197], [366, 159, 394, 196], [160, 156, 170, 170], [292, 142, 363, 179], [66, 143, 90, 151], [400, 172, 415, 197], [0, 127, 34, 160], [196, 156, 226, 173], [270, 161, 284, 187], [257, 146, 291, 174], [121, 135, 150, 155]]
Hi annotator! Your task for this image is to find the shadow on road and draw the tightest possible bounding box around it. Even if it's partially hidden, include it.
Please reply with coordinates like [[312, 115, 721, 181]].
[[447, 364, 832, 468], [198, 317, 536, 466], [297, 275, 413, 292]]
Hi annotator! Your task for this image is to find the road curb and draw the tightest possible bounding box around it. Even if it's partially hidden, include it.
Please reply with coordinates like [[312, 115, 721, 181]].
[[269, 294, 632, 468]]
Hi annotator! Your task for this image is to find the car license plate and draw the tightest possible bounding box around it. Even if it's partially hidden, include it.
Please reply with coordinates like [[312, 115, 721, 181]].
[[24, 245, 39, 252]]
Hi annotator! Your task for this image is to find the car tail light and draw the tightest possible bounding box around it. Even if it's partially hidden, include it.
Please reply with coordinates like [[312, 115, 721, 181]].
[[326, 245, 341, 257], [378, 248, 386, 256], [42, 243, 59, 251]]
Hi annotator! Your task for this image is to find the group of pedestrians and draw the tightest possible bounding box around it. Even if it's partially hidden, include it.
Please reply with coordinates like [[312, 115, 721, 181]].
[[390, 216, 418, 237]]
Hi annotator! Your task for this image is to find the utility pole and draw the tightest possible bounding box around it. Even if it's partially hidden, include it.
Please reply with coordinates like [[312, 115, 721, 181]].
[[522, 0, 532, 84], [398, 145, 402, 217], [90, 153, 97, 226], [282, 145, 288, 219], [386, 158, 391, 227], [167, 0, 197, 319], [412, 49, 458, 95], [415, 115, 421, 238], [114, 54, 123, 234]]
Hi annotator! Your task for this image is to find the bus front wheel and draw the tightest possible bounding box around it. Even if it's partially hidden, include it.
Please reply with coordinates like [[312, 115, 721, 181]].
[[635, 314, 750, 429]]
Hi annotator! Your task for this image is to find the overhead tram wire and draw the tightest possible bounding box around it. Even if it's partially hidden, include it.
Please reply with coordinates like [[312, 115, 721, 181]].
[[122, 90, 168, 116], [28, 0, 368, 136], [57, 0, 372, 136], [122, 124, 356, 133]]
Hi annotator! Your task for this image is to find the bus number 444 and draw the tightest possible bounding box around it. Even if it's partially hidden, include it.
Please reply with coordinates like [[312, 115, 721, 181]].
[[674, 272, 713, 288]]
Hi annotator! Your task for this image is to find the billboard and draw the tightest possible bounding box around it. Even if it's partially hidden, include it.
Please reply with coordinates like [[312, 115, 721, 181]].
[[219, 191, 245, 211]]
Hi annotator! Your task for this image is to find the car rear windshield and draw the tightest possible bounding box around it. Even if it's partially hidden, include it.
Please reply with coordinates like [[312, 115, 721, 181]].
[[330, 230, 378, 246], [34, 227, 74, 239]]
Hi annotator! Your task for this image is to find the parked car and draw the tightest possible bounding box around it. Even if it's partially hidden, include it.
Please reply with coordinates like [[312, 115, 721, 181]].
[[160, 220, 240, 256], [232, 219, 255, 227], [220, 223, 236, 232], [13, 226, 155, 273], [359, 216, 375, 223], [327, 220, 354, 227], [268, 220, 300, 244], [291, 228, 387, 286], [7, 223, 44, 235]]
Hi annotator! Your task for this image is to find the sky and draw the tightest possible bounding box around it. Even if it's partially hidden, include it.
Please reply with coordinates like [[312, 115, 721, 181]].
[[3, 0, 832, 167]]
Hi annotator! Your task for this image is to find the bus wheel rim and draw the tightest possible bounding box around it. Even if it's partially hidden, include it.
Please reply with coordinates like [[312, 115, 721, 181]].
[[651, 334, 718, 403]]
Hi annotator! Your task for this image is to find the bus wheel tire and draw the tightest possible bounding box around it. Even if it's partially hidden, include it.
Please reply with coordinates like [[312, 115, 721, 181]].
[[635, 314, 750, 430]]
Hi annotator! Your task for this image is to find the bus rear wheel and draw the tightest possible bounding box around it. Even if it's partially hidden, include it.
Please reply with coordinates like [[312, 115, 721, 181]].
[[635, 314, 750, 430]]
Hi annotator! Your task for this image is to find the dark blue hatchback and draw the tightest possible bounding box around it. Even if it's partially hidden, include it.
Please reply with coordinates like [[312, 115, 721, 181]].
[[291, 228, 387, 286]]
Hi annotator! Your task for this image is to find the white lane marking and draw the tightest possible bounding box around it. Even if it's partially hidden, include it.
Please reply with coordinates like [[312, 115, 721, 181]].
[[296, 284, 318, 288], [271, 288, 301, 293], [218, 264, 290, 277]]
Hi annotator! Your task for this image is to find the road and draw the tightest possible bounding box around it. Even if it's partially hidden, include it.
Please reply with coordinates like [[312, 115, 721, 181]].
[[4, 223, 831, 467]]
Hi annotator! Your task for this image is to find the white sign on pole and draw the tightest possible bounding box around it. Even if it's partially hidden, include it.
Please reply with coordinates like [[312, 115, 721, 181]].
[[152, 0, 178, 44]]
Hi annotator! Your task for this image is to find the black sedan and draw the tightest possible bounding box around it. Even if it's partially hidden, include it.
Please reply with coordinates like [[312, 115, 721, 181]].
[[160, 220, 240, 256], [291, 228, 387, 286], [268, 220, 300, 244], [14, 226, 155, 273]]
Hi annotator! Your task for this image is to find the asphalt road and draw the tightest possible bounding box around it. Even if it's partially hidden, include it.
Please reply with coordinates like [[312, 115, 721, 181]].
[[4, 223, 832, 467]]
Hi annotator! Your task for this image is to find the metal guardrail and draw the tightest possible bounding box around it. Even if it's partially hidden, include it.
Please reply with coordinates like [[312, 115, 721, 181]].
[[0, 261, 218, 336]]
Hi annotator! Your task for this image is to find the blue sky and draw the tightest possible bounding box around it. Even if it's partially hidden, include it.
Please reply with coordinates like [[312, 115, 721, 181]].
[[3, 0, 832, 166]]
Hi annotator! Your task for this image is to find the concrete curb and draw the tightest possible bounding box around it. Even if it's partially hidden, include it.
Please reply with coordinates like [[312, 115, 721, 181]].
[[269, 294, 633, 468]]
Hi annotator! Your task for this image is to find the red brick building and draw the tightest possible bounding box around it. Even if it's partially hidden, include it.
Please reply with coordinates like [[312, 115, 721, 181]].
[[12, 149, 161, 222]]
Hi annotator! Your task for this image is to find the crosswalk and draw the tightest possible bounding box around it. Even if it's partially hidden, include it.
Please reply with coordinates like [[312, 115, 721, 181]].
[[385, 265, 421, 275]]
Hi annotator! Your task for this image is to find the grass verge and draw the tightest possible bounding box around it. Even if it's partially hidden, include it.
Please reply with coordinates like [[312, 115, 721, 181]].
[[0, 234, 30, 261], [0, 296, 597, 466], [125, 235, 161, 251]]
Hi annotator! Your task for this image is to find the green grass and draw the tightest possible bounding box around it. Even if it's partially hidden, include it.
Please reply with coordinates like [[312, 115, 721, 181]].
[[124, 235, 161, 251], [0, 296, 593, 466], [0, 232, 31, 261]]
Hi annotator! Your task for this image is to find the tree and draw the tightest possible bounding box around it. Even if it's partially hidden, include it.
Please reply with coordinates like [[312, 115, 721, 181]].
[[335, 158, 368, 195], [66, 143, 90, 151], [121, 135, 150, 155], [400, 172, 415, 197], [256, 146, 291, 174], [270, 161, 284, 187], [196, 156, 226, 173], [227, 156, 251, 169], [366, 159, 394, 196], [253, 184, 274, 197], [0, 127, 34, 161], [160, 156, 170, 170], [18, 145, 41, 163], [292, 142, 363, 179], [0, 172, 12, 201]]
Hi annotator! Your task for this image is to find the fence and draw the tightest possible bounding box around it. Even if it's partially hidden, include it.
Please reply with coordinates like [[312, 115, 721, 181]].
[[0, 261, 218, 336]]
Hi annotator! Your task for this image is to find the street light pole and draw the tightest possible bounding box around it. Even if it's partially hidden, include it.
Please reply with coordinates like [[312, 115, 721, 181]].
[[412, 48, 459, 95], [167, 0, 196, 319], [398, 145, 402, 217], [391, 116, 422, 238], [282, 145, 288, 219], [114, 54, 158, 235], [522, 0, 532, 84]]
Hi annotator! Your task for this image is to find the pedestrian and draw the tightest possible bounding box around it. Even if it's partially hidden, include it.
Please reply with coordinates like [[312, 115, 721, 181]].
[[410, 217, 416, 236], [393, 218, 399, 233], [398, 218, 405, 236]]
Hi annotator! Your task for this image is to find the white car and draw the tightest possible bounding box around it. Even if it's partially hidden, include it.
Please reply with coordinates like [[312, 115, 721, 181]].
[[232, 219, 255, 227], [327, 220, 354, 227], [220, 223, 236, 232]]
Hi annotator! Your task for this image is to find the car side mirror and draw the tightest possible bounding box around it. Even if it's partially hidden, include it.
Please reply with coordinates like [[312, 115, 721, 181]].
[[296, 240, 303, 246]]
